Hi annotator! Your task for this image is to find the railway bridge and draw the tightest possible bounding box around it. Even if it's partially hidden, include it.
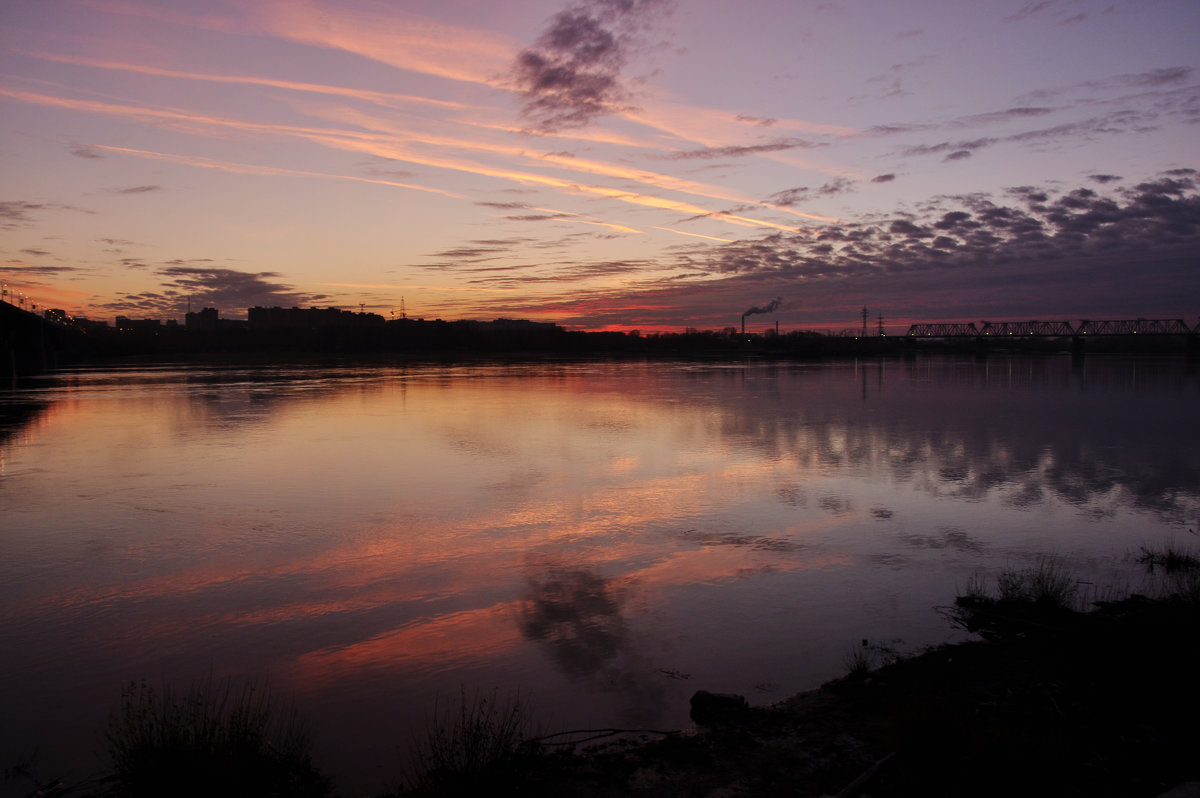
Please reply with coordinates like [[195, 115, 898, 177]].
[[905, 318, 1199, 338]]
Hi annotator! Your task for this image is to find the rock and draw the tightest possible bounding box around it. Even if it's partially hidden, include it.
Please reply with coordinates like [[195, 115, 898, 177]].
[[689, 690, 749, 724]]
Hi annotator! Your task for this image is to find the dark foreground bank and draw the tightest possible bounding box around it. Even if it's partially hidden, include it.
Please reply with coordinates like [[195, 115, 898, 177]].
[[464, 594, 1199, 797], [6, 559, 1199, 798], [403, 556, 1200, 798]]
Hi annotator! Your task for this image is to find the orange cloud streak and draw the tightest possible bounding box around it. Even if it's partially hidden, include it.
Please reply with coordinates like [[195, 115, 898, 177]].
[[2, 85, 827, 234], [21, 51, 467, 111], [651, 227, 734, 243], [234, 0, 517, 87], [91, 144, 467, 199]]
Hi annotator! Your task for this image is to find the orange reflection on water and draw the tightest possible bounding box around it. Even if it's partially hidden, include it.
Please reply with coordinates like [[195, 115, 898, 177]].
[[282, 602, 523, 689]]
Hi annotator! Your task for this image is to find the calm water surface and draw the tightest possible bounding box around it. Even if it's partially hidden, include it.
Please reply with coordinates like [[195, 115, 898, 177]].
[[2, 356, 1197, 793]]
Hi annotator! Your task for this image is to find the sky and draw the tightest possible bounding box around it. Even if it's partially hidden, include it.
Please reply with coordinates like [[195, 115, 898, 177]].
[[1, 0, 1198, 332]]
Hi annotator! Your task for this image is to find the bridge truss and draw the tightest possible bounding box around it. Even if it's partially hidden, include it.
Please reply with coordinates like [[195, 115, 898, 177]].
[[980, 320, 1076, 337], [1076, 318, 1193, 335], [906, 322, 979, 337], [905, 318, 1199, 338]]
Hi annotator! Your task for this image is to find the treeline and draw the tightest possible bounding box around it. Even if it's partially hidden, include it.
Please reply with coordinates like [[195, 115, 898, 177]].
[[73, 318, 882, 359], [62, 318, 1200, 362]]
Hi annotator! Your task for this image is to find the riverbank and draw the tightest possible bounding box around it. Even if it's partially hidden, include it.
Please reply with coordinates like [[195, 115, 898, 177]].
[[404, 561, 1200, 798], [5, 562, 1198, 797]]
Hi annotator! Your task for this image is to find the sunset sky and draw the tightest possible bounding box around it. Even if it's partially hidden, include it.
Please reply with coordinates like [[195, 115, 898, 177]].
[[2, 0, 1197, 332]]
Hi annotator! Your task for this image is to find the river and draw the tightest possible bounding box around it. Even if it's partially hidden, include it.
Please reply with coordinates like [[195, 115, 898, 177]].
[[1, 355, 1197, 795]]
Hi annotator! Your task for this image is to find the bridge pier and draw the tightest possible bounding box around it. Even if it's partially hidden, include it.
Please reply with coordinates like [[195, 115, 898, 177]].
[[1, 300, 79, 381], [1071, 335, 1086, 358], [3, 335, 16, 385], [974, 336, 989, 359]]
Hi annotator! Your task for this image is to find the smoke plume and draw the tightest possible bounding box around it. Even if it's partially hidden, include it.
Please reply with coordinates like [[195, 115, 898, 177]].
[[742, 297, 782, 319]]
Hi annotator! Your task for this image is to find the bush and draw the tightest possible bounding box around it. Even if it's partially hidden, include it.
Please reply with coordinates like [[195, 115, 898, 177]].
[[995, 558, 1078, 609], [407, 688, 535, 793], [1135, 543, 1200, 575], [101, 677, 330, 798]]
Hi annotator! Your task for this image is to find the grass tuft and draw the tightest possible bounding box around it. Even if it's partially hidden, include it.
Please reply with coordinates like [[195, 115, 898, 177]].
[[841, 639, 901, 678], [1135, 543, 1200, 575], [101, 676, 330, 798], [406, 688, 536, 793], [995, 557, 1078, 609], [958, 571, 990, 603], [949, 558, 1084, 639]]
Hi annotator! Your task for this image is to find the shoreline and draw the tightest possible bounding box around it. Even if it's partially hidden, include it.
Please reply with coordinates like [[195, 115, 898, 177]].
[[5, 576, 1198, 797], [401, 562, 1200, 798]]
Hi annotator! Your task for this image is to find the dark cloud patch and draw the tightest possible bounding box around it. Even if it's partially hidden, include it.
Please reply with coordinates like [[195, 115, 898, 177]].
[[449, 263, 541, 275], [1007, 186, 1050, 206], [1120, 66, 1194, 88], [110, 185, 164, 195], [469, 238, 531, 246], [0, 263, 76, 275], [889, 219, 933, 239], [432, 247, 507, 260], [477, 201, 531, 210], [866, 123, 929, 137], [69, 144, 104, 159], [501, 170, 1199, 330], [0, 201, 50, 230], [661, 138, 816, 160], [684, 170, 1200, 287], [903, 137, 995, 158], [954, 107, 1055, 126], [1089, 174, 1122, 184], [20, 248, 52, 257], [360, 161, 416, 180], [104, 266, 311, 318], [871, 173, 896, 183], [815, 177, 855, 196], [903, 111, 1145, 161], [1003, 1, 1053, 24], [768, 187, 809, 207], [735, 114, 777, 126], [465, 259, 646, 288], [421, 239, 533, 267], [768, 178, 854, 207], [427, 239, 530, 263], [513, 0, 670, 131], [1024, 66, 1195, 103], [505, 213, 574, 222]]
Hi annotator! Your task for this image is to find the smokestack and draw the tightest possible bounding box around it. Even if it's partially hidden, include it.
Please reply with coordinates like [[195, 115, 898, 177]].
[[741, 297, 782, 334]]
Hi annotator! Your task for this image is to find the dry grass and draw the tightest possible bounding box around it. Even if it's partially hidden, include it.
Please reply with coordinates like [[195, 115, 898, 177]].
[[994, 558, 1078, 609], [405, 688, 537, 793], [100, 676, 329, 798], [1135, 542, 1200, 574]]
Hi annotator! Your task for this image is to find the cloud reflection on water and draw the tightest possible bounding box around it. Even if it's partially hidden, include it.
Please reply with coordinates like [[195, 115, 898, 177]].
[[0, 356, 1197, 791]]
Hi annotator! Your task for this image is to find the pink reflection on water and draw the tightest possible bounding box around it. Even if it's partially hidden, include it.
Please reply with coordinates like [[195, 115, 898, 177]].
[[1, 358, 1196, 794]]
